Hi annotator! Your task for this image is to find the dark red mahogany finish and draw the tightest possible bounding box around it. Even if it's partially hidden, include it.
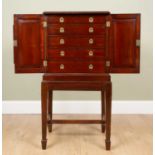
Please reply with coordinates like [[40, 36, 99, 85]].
[[41, 74, 112, 150], [14, 12, 140, 74], [13, 11, 141, 151], [14, 15, 44, 73], [110, 14, 140, 73]]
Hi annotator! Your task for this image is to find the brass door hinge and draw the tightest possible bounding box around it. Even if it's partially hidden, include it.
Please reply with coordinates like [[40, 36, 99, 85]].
[[43, 60, 47, 67], [42, 21, 47, 28], [136, 39, 140, 47], [106, 61, 110, 67], [14, 40, 18, 47], [106, 21, 111, 27]]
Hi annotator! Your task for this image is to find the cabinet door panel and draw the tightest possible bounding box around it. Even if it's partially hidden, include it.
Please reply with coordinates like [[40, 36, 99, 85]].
[[110, 14, 140, 73], [14, 15, 44, 73]]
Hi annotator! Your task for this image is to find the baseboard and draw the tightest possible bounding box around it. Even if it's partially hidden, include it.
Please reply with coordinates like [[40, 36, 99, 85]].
[[2, 100, 153, 114]]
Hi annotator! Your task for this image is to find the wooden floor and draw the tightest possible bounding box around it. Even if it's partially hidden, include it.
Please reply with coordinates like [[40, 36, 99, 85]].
[[2, 114, 152, 155]]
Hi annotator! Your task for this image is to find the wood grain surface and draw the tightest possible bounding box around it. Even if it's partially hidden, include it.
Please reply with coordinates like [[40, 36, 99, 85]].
[[3, 114, 152, 155]]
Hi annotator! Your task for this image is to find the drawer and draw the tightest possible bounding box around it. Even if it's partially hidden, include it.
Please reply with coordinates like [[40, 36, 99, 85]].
[[47, 49, 105, 60], [48, 36, 105, 48], [47, 15, 106, 23], [47, 24, 106, 35], [47, 61, 105, 73]]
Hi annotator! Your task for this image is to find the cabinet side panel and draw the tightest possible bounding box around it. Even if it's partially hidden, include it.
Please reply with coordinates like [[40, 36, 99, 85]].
[[110, 14, 140, 73], [14, 15, 44, 73]]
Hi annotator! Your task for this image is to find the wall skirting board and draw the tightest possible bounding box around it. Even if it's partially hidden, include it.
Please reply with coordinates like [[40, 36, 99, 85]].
[[2, 100, 153, 114]]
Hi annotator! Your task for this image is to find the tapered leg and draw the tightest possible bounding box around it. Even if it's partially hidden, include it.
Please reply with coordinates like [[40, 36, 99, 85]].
[[48, 90, 53, 132], [105, 82, 112, 150], [101, 90, 105, 133], [41, 82, 48, 150]]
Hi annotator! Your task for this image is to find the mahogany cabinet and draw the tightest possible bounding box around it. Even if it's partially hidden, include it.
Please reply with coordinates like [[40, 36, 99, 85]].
[[13, 11, 141, 150], [13, 12, 140, 74]]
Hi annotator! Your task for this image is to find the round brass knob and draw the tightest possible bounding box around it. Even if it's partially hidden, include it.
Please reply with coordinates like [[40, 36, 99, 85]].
[[59, 17, 64, 23], [60, 64, 64, 70], [60, 50, 65, 56], [60, 38, 65, 44], [88, 50, 93, 56], [89, 27, 94, 33], [60, 27, 64, 33], [89, 17, 94, 23], [89, 38, 94, 44], [89, 64, 93, 70]]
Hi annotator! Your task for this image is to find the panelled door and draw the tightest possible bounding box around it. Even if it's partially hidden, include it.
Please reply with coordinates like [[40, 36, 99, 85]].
[[109, 14, 140, 73], [13, 14, 44, 73]]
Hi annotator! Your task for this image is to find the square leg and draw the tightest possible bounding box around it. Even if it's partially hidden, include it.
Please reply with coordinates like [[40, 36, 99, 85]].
[[48, 90, 53, 133], [101, 90, 105, 133], [41, 82, 48, 150], [105, 82, 112, 150]]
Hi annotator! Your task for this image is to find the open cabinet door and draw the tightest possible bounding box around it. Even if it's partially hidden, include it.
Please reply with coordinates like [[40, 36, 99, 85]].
[[13, 15, 44, 73], [109, 14, 140, 73]]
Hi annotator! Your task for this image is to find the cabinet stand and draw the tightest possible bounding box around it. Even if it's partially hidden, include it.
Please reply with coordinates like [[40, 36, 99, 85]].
[[41, 74, 112, 150]]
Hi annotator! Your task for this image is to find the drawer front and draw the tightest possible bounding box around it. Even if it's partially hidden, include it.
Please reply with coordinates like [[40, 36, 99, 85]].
[[47, 49, 105, 60], [47, 15, 106, 23], [47, 61, 105, 73], [48, 36, 105, 48], [47, 24, 106, 35]]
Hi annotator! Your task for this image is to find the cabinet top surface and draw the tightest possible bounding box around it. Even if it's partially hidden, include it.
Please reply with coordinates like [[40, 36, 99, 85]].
[[43, 11, 110, 15]]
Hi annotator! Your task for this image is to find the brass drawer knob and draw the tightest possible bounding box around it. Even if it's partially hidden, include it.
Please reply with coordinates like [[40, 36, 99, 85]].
[[89, 17, 94, 23], [60, 64, 64, 70], [60, 27, 64, 33], [59, 17, 64, 23], [89, 64, 93, 70], [60, 38, 65, 44], [88, 50, 93, 56], [89, 38, 94, 44], [60, 50, 65, 56], [89, 27, 94, 33]]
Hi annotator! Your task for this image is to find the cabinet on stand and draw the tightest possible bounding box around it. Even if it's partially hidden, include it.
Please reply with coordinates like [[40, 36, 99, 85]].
[[13, 11, 140, 150]]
